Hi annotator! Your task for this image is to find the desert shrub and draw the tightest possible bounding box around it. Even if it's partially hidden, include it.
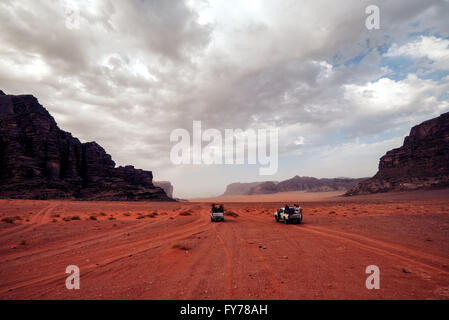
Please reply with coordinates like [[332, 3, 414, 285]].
[[179, 211, 192, 216], [2, 217, 15, 223], [136, 215, 145, 219], [146, 212, 159, 218], [123, 213, 131, 217], [20, 240, 26, 246], [62, 217, 71, 222], [108, 217, 116, 221], [89, 215, 97, 221], [99, 212, 107, 216], [71, 216, 80, 220], [225, 211, 239, 217], [172, 242, 190, 251]]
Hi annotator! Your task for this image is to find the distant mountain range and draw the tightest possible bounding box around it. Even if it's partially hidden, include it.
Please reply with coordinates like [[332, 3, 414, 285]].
[[223, 176, 368, 196]]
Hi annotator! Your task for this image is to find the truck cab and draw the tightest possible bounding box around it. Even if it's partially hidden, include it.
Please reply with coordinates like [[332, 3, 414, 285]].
[[275, 204, 303, 224], [211, 204, 225, 222]]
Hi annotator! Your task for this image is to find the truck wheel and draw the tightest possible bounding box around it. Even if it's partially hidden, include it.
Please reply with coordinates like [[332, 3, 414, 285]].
[[275, 215, 279, 222], [284, 219, 288, 224]]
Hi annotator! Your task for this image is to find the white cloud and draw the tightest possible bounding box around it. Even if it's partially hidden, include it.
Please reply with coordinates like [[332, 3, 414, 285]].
[[344, 74, 449, 114], [385, 36, 449, 70]]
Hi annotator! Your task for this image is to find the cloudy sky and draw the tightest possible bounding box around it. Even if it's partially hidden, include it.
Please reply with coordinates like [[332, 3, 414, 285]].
[[1, 0, 449, 198]]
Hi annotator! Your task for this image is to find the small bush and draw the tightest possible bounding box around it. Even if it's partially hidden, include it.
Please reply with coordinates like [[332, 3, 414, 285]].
[[99, 212, 107, 216], [20, 240, 26, 246], [136, 215, 145, 219], [146, 212, 158, 218], [108, 217, 116, 221], [123, 213, 131, 217], [89, 215, 97, 221], [172, 242, 190, 251], [71, 216, 81, 221], [179, 211, 192, 216], [2, 217, 15, 223], [62, 217, 71, 222], [225, 211, 239, 217]]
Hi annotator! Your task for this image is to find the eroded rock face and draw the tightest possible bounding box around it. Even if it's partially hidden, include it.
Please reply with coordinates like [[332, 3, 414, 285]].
[[223, 182, 270, 196], [153, 181, 173, 198], [0, 91, 172, 201], [346, 112, 449, 195]]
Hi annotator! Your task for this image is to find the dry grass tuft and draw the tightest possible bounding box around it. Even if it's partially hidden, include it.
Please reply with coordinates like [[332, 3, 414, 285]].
[[2, 217, 15, 223], [225, 211, 239, 217], [172, 242, 190, 251]]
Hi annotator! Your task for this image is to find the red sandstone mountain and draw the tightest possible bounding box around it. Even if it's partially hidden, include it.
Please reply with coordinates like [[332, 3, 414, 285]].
[[0, 90, 172, 201], [346, 111, 449, 195]]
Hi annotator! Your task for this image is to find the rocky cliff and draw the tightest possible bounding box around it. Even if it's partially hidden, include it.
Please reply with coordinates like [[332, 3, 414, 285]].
[[153, 181, 174, 198], [0, 91, 172, 201], [223, 181, 271, 196], [346, 111, 449, 195]]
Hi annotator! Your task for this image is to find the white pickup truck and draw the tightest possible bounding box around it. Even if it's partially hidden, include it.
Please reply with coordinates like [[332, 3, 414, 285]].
[[211, 204, 225, 222], [275, 205, 303, 224]]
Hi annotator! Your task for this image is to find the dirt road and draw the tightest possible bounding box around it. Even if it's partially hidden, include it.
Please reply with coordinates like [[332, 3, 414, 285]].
[[1, 191, 449, 299]]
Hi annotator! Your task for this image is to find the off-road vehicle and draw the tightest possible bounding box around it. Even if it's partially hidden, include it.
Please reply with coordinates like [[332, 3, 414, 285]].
[[211, 204, 225, 222], [275, 204, 303, 224]]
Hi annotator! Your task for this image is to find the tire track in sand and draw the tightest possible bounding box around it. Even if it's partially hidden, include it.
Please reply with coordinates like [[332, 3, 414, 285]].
[[0, 217, 211, 295], [296, 224, 449, 275], [0, 204, 56, 241], [211, 211, 286, 300]]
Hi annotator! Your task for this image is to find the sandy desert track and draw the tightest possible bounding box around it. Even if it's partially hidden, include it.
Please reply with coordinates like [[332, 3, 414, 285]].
[[1, 190, 449, 299]]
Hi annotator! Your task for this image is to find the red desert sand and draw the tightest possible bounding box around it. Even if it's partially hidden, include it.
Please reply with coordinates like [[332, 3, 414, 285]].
[[1, 189, 449, 299]]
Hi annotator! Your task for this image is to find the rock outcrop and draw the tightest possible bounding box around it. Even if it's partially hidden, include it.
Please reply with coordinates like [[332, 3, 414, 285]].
[[153, 181, 173, 198], [223, 181, 271, 196], [0, 91, 173, 201], [222, 176, 367, 196], [346, 111, 449, 195]]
